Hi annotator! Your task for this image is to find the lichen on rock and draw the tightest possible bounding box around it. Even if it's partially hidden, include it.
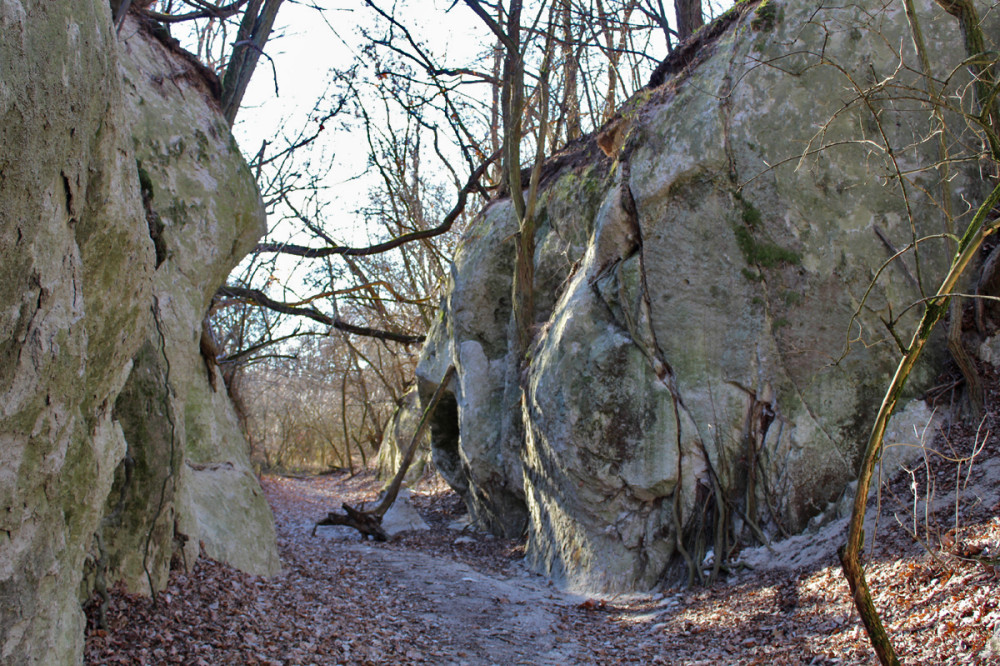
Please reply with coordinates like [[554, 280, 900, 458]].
[[403, 0, 990, 593], [0, 4, 278, 663], [0, 1, 154, 662], [99, 13, 279, 587]]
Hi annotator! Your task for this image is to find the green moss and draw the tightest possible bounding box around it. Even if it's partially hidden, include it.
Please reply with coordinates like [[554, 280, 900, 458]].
[[734, 224, 801, 270], [750, 1, 781, 32], [773, 317, 790, 329], [733, 190, 800, 282], [740, 199, 762, 229], [782, 290, 804, 306], [620, 88, 653, 119], [580, 169, 603, 200], [714, 0, 754, 25]]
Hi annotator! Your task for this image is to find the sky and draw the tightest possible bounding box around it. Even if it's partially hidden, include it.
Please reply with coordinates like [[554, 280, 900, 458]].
[[171, 1, 685, 251], [231, 0, 496, 241], [166, 1, 503, 299], [169, 1, 684, 303]]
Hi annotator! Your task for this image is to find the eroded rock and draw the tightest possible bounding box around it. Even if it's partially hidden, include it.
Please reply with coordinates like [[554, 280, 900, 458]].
[[0, 2, 153, 662], [410, 0, 988, 592], [0, 5, 278, 662], [97, 14, 279, 588]]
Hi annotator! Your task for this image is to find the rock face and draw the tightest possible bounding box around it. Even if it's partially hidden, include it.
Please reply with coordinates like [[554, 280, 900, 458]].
[[413, 0, 990, 592], [96, 15, 279, 593], [0, 4, 277, 663], [0, 2, 153, 662]]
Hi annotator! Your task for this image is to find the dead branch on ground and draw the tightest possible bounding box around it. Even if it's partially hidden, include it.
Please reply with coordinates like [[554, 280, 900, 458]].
[[311, 365, 457, 541]]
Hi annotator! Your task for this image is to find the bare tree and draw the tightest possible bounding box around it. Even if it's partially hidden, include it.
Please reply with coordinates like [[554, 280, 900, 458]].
[[142, 0, 710, 480]]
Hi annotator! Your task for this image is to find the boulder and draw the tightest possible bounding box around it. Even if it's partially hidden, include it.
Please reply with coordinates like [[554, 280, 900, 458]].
[[0, 1, 154, 662], [380, 489, 431, 537], [415, 0, 989, 591], [96, 14, 279, 590]]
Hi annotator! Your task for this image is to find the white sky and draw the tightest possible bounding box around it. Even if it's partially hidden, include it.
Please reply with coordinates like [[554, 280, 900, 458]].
[[231, 1, 496, 239], [172, 1, 684, 302], [197, 1, 503, 301]]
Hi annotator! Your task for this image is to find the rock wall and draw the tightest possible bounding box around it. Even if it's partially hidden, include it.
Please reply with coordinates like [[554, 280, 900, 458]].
[[95, 15, 279, 592], [0, 3, 277, 663], [0, 2, 153, 662], [412, 0, 991, 592]]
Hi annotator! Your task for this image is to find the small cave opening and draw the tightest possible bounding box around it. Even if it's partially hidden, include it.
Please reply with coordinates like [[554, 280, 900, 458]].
[[426, 386, 467, 494]]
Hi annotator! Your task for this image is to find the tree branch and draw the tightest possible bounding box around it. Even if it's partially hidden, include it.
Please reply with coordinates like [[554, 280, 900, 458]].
[[254, 146, 500, 258], [840, 180, 1000, 666], [221, 0, 284, 125], [216, 285, 425, 344], [138, 0, 250, 24]]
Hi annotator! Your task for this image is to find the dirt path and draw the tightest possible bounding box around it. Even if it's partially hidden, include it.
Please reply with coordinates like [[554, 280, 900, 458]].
[[277, 474, 589, 665], [86, 470, 1000, 664], [336, 544, 582, 665]]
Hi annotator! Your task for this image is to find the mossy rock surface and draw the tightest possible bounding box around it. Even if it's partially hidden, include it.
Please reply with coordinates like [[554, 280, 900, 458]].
[[109, 14, 279, 585], [411, 0, 983, 592], [0, 2, 153, 663]]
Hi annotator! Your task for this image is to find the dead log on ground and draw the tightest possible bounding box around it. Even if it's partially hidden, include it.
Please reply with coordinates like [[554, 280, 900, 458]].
[[311, 365, 456, 540], [312, 503, 388, 541]]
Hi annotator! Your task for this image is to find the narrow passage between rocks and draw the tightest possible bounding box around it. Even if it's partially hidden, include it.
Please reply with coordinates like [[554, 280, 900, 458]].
[[85, 470, 1000, 665]]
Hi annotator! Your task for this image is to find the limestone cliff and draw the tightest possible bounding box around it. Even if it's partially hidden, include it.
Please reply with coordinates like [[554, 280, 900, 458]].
[[1, 3, 153, 662], [409, 0, 992, 592], [0, 3, 277, 663], [95, 14, 279, 595]]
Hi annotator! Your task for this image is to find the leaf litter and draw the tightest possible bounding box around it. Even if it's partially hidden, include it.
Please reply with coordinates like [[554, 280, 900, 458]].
[[85, 433, 1000, 665]]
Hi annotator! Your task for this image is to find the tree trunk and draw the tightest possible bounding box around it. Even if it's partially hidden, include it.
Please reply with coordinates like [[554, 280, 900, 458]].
[[221, 0, 284, 125], [312, 366, 457, 540], [841, 181, 1000, 666], [673, 0, 703, 42], [560, 0, 581, 141], [340, 369, 355, 475]]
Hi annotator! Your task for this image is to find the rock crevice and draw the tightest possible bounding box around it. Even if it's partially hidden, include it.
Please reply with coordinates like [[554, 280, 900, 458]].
[[0, 5, 278, 663]]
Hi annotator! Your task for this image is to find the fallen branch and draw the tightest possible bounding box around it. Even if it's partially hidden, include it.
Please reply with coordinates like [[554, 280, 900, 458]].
[[312, 365, 457, 540], [311, 502, 388, 541]]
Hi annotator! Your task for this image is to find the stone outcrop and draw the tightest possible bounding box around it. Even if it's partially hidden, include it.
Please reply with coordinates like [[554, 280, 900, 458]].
[[95, 14, 279, 593], [0, 3, 277, 663], [410, 0, 991, 592], [1, 2, 153, 662]]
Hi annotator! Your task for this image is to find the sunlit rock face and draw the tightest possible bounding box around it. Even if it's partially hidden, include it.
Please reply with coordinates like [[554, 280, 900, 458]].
[[410, 0, 989, 592], [0, 2, 154, 662], [97, 14, 278, 595], [0, 5, 276, 663]]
